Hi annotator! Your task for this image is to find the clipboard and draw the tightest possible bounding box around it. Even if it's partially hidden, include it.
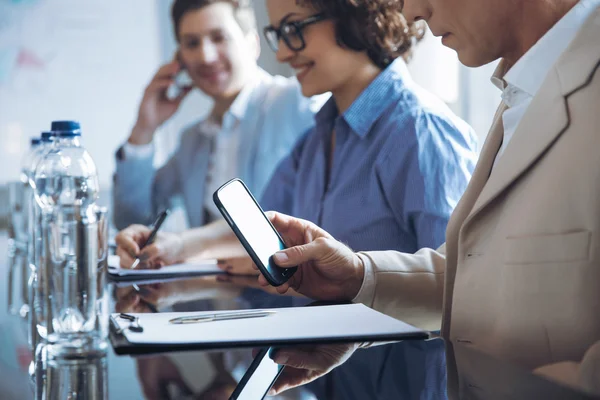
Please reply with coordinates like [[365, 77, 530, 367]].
[[109, 303, 430, 355], [107, 255, 226, 283]]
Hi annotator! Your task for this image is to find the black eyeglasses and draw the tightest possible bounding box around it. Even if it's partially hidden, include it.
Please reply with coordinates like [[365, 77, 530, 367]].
[[263, 14, 328, 53]]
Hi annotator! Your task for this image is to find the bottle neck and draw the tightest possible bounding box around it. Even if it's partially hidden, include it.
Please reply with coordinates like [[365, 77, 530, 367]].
[[56, 136, 81, 147]]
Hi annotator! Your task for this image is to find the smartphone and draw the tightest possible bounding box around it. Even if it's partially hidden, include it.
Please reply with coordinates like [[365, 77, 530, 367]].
[[166, 53, 193, 101], [230, 348, 284, 400], [213, 178, 297, 286]]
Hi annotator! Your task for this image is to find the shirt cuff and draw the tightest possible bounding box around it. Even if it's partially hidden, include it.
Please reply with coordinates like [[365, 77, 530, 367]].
[[121, 141, 154, 160], [352, 252, 376, 307]]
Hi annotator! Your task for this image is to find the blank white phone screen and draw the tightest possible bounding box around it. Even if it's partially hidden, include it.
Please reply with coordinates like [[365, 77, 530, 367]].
[[218, 181, 285, 276], [235, 353, 282, 399]]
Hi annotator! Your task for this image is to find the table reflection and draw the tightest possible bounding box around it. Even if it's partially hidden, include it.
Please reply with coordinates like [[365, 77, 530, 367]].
[[1, 231, 599, 399], [112, 275, 312, 400], [35, 348, 108, 400]]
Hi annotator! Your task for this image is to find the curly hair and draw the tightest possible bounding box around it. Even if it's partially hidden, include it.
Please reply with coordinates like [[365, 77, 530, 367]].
[[298, 0, 425, 68], [172, 0, 257, 40]]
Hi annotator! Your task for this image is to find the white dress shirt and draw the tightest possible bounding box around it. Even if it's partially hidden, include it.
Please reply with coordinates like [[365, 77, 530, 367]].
[[354, 0, 600, 306], [200, 73, 262, 221]]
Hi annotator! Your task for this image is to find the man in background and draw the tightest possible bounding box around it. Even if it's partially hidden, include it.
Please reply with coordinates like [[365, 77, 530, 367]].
[[111, 1, 324, 398], [113, 0, 324, 233]]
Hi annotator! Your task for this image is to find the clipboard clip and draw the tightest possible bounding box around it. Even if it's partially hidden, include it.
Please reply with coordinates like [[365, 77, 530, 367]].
[[115, 313, 144, 333]]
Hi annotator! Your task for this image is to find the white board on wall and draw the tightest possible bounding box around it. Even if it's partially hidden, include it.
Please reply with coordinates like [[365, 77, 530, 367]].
[[0, 0, 163, 189]]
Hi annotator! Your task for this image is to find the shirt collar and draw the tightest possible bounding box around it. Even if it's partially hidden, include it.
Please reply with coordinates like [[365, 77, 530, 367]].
[[316, 58, 412, 138], [492, 0, 598, 97]]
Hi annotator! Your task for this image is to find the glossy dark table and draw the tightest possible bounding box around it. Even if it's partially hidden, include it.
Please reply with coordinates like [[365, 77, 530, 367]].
[[1, 232, 598, 400]]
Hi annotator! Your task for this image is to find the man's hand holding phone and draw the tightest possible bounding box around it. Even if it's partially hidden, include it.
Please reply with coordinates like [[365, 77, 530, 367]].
[[257, 212, 366, 301], [129, 57, 193, 146], [212, 179, 365, 295]]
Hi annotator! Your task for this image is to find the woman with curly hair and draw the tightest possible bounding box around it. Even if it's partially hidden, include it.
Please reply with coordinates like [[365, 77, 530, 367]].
[[258, 1, 475, 398], [116, 0, 477, 397]]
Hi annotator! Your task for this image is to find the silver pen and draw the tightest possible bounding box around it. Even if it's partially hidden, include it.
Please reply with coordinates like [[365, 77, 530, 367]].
[[169, 310, 276, 324]]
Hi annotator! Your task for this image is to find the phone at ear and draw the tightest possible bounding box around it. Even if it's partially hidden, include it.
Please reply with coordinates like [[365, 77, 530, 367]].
[[230, 348, 284, 400], [166, 54, 192, 101], [213, 178, 297, 286]]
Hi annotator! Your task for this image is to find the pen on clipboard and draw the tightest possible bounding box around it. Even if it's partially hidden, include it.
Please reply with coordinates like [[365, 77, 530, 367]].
[[169, 310, 276, 324], [130, 209, 170, 270]]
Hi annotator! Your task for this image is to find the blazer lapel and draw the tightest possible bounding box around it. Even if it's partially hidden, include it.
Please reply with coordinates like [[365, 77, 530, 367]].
[[448, 102, 507, 240], [465, 5, 600, 224], [464, 70, 568, 224]]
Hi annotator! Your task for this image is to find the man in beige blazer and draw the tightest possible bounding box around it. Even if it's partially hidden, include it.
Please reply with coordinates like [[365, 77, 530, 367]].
[[251, 0, 600, 397]]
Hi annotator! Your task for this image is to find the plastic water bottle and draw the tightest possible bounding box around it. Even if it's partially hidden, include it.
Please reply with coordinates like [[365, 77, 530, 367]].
[[6, 138, 42, 330], [33, 120, 102, 356], [28, 132, 56, 267], [20, 137, 42, 185], [10, 138, 42, 247], [26, 131, 56, 379], [19, 137, 42, 244], [27, 132, 56, 318]]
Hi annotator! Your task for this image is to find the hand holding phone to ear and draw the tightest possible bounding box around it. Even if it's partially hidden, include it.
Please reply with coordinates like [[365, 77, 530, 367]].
[[129, 55, 193, 146]]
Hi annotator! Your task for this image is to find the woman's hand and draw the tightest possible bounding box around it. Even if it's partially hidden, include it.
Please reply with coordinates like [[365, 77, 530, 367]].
[[115, 224, 185, 269]]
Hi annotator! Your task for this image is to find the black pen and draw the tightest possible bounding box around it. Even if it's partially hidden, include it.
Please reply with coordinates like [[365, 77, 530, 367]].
[[131, 209, 170, 269]]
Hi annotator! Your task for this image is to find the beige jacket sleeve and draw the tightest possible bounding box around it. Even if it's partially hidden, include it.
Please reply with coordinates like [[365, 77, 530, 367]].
[[353, 244, 447, 332], [534, 340, 600, 396]]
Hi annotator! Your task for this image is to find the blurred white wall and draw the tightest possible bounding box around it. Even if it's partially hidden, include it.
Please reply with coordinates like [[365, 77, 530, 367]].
[[0, 0, 164, 190]]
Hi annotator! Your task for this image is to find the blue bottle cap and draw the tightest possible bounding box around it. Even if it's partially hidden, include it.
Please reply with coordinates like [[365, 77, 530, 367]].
[[50, 120, 81, 137], [40, 131, 55, 142], [31, 137, 41, 146]]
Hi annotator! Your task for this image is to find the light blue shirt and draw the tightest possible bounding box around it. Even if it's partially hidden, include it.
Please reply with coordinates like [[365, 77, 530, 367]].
[[112, 69, 326, 229], [261, 59, 477, 253]]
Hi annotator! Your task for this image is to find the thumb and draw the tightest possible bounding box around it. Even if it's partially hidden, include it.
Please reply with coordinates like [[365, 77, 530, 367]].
[[272, 238, 329, 267]]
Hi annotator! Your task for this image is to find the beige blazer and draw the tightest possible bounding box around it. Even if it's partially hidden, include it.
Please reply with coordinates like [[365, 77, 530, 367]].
[[357, 5, 600, 398]]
